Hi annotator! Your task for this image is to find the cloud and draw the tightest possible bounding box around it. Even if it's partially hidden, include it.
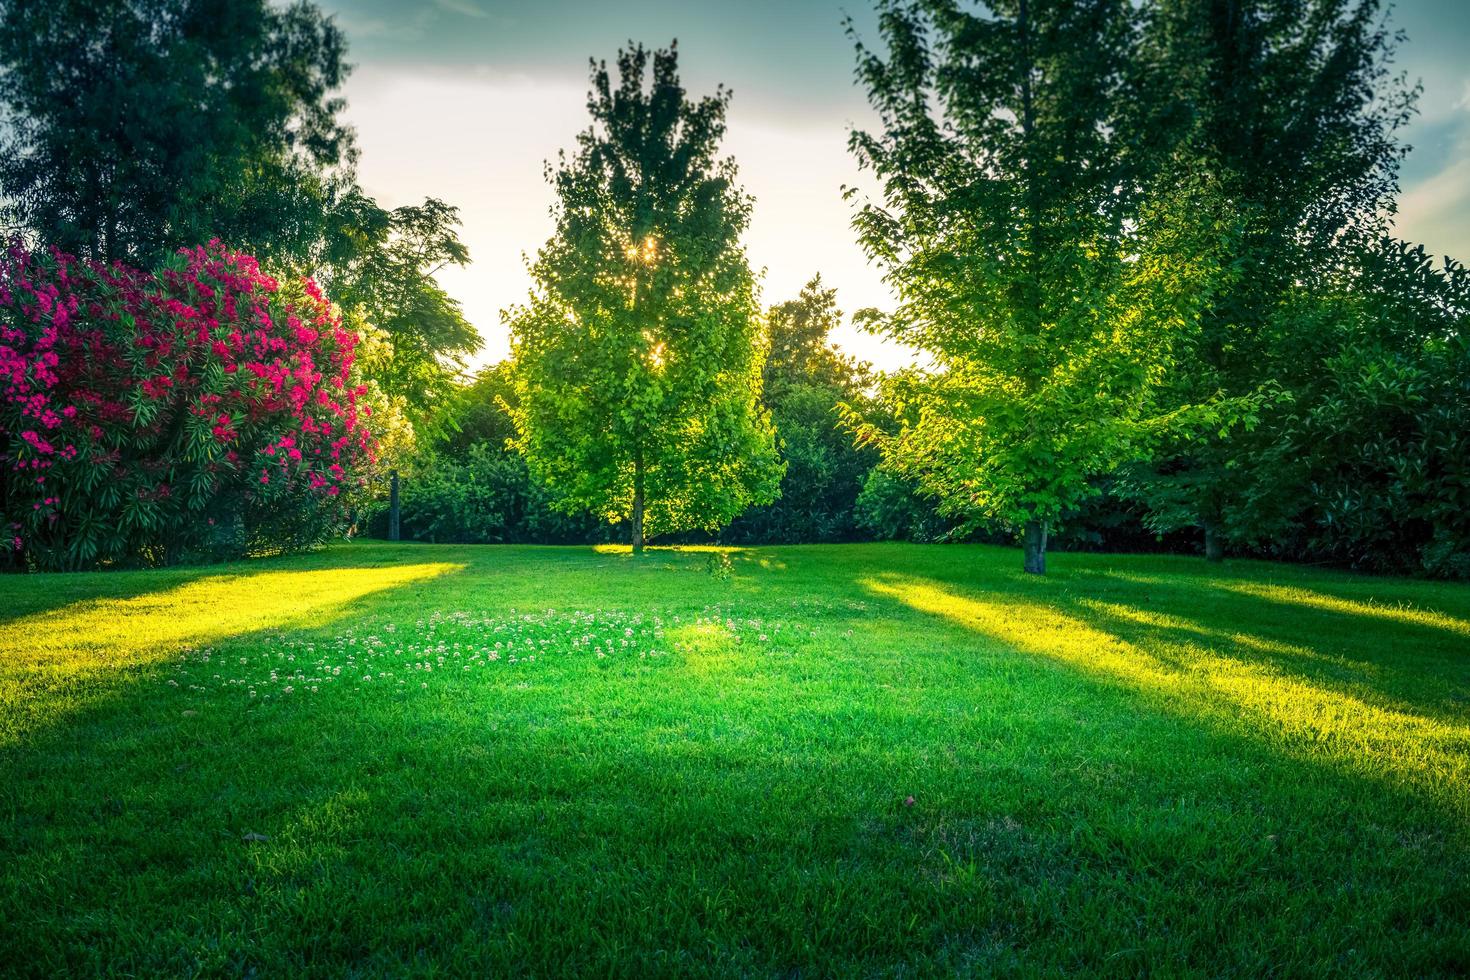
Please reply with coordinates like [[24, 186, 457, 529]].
[[434, 0, 489, 18], [1395, 135, 1470, 263]]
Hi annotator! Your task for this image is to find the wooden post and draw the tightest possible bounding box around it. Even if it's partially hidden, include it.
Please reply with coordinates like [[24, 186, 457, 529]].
[[388, 470, 400, 542]]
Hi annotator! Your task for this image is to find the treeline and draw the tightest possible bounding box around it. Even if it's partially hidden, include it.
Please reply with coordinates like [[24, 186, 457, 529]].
[[1, 0, 1465, 577], [379, 1, 1468, 577]]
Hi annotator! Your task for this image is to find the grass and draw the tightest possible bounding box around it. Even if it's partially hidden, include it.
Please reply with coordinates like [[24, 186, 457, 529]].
[[2, 542, 1468, 977]]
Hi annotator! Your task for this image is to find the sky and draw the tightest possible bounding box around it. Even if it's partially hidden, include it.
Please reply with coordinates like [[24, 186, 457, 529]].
[[319, 0, 1470, 372]]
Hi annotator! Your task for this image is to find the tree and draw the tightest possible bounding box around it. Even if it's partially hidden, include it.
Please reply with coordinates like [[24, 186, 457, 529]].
[[0, 0, 481, 430], [848, 0, 1215, 573], [328, 199, 480, 428], [725, 276, 879, 543], [762, 275, 870, 398], [0, 0, 354, 265], [508, 43, 782, 553], [1127, 0, 1416, 560]]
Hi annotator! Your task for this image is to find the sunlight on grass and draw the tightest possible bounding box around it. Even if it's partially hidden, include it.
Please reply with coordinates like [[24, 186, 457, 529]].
[[670, 621, 742, 675], [1084, 599, 1348, 668], [861, 574, 1470, 814], [0, 561, 463, 745], [1217, 581, 1470, 638], [1, 562, 463, 672]]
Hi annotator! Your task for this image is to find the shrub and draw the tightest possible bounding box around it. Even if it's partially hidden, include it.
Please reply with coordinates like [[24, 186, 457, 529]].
[[1219, 242, 1470, 577], [390, 444, 608, 545], [0, 241, 373, 570], [854, 469, 950, 543]]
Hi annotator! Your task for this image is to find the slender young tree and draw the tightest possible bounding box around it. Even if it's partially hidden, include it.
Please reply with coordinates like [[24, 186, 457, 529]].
[[508, 43, 782, 553], [848, 0, 1216, 573]]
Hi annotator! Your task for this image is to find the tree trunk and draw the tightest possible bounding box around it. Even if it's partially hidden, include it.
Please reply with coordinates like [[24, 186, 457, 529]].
[[631, 455, 645, 555], [1203, 522, 1223, 563], [388, 470, 400, 542], [1023, 520, 1048, 575]]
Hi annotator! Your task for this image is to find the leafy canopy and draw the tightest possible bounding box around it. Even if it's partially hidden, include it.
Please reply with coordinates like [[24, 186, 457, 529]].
[[508, 42, 782, 545], [0, 0, 353, 264], [848, 0, 1221, 550]]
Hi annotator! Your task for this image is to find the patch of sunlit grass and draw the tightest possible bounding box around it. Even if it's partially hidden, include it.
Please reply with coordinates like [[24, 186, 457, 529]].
[[862, 574, 1470, 815], [1218, 580, 1470, 637], [2, 562, 462, 670], [0, 561, 461, 745]]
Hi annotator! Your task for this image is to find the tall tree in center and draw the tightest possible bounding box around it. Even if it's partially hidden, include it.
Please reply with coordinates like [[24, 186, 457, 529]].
[[509, 43, 782, 553]]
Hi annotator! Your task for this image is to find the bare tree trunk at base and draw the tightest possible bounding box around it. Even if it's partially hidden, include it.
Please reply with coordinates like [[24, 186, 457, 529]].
[[631, 456, 645, 555], [1023, 520, 1048, 575], [388, 470, 400, 542], [1203, 523, 1223, 563]]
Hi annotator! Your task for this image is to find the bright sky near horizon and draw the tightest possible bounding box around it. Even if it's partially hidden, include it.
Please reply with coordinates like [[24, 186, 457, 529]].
[[321, 0, 1470, 372]]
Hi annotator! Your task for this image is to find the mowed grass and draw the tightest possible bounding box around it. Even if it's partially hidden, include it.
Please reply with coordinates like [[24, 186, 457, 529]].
[[2, 543, 1468, 977]]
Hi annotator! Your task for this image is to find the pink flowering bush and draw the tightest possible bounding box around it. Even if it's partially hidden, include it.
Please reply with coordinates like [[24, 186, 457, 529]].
[[0, 241, 374, 570]]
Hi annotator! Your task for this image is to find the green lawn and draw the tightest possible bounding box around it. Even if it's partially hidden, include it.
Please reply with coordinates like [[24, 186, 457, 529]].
[[2, 543, 1468, 976]]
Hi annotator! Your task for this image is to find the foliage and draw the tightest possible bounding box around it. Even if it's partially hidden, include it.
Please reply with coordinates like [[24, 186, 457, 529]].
[[853, 468, 949, 542], [1221, 239, 1470, 576], [361, 363, 605, 546], [326, 199, 480, 428], [390, 443, 609, 546], [848, 0, 1223, 573], [762, 275, 870, 397], [1126, 0, 1417, 552], [0, 0, 354, 265], [726, 277, 878, 543], [508, 43, 782, 552], [439, 362, 520, 458], [0, 242, 372, 570]]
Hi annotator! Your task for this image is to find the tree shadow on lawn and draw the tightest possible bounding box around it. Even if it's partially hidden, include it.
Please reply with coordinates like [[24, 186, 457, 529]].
[[2, 602, 1467, 976], [856, 559, 1470, 819]]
